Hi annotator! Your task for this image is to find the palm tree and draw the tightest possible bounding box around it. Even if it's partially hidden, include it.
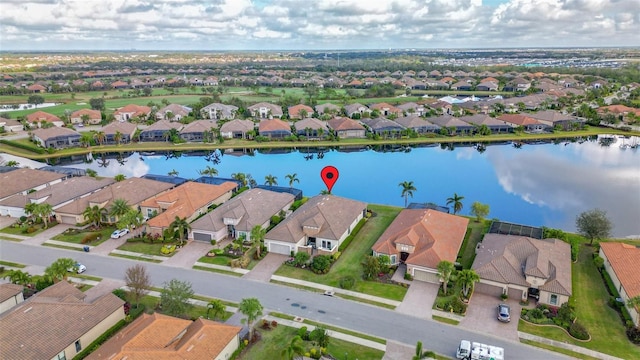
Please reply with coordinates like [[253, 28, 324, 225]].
[[167, 169, 179, 177], [24, 202, 37, 219], [285, 173, 299, 188], [264, 174, 278, 186], [250, 225, 267, 259], [33, 203, 54, 228], [437, 260, 456, 296], [45, 258, 76, 283], [114, 174, 126, 182], [5, 160, 19, 167], [83, 205, 105, 228], [206, 299, 226, 320], [85, 169, 98, 178], [80, 132, 93, 147], [2, 269, 32, 285], [399, 181, 417, 207], [198, 165, 218, 178], [281, 336, 305, 360], [109, 199, 130, 222], [239, 297, 263, 343], [114, 131, 123, 145], [456, 269, 480, 299], [93, 131, 106, 145], [231, 172, 248, 187], [117, 209, 144, 235], [170, 216, 191, 246], [446, 193, 465, 215], [412, 341, 436, 360]]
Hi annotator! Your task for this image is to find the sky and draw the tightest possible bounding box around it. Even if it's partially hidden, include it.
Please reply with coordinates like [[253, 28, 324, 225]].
[[1, 0, 639, 51]]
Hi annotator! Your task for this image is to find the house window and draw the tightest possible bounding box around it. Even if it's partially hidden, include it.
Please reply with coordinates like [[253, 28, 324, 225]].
[[54, 351, 66, 360], [321, 240, 332, 250], [75, 340, 82, 352], [390, 255, 397, 264], [550, 294, 558, 305]]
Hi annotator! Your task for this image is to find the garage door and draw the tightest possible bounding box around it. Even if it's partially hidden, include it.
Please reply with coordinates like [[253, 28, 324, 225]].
[[60, 216, 76, 225], [268, 242, 291, 255], [508, 287, 523, 301], [192, 232, 212, 242], [475, 282, 504, 297], [413, 269, 440, 283]]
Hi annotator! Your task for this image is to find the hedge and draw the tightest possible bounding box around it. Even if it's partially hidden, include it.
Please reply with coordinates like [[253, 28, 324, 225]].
[[0, 139, 45, 154], [338, 218, 366, 252]]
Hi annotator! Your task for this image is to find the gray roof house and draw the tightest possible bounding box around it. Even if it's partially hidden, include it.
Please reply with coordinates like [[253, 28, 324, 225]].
[[219, 119, 255, 139], [156, 103, 192, 121], [472, 234, 572, 306], [201, 103, 239, 120], [315, 103, 341, 116], [190, 188, 295, 243], [294, 118, 329, 139], [394, 115, 440, 134], [361, 117, 405, 136], [526, 110, 585, 130], [0, 168, 66, 202], [327, 117, 366, 139], [31, 127, 81, 149], [179, 120, 218, 142], [248, 102, 283, 119], [0, 117, 23, 132], [140, 120, 183, 142], [428, 115, 475, 134], [264, 195, 367, 256], [459, 114, 515, 133], [344, 103, 371, 118], [397, 102, 426, 116]]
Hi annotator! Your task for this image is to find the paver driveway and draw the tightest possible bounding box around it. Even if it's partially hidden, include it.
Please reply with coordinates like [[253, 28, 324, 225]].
[[395, 281, 440, 319], [460, 292, 521, 341]]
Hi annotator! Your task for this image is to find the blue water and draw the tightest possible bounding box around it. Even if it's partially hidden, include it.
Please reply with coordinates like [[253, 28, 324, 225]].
[[69, 136, 640, 237]]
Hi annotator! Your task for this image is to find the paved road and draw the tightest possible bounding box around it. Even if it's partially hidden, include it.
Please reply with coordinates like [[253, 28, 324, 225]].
[[0, 240, 569, 360]]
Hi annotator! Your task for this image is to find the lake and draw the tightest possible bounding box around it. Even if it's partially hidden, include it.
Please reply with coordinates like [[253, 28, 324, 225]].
[[60, 135, 640, 238]]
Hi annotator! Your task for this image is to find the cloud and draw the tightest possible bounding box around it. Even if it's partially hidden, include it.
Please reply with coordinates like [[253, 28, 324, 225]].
[[0, 0, 638, 49]]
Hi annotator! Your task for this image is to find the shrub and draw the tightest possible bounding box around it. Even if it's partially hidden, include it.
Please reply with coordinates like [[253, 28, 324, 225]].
[[569, 321, 590, 340], [310, 255, 332, 274], [331, 251, 341, 262], [627, 326, 640, 344], [339, 276, 356, 290], [210, 239, 217, 246], [298, 326, 309, 340], [19, 216, 27, 222], [160, 244, 176, 254], [25, 226, 37, 234], [112, 288, 127, 301], [81, 232, 100, 244], [404, 273, 413, 281], [293, 251, 310, 267], [338, 219, 365, 252]]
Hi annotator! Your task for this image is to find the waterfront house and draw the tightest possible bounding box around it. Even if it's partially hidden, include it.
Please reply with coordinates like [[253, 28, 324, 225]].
[[180, 119, 218, 142], [394, 115, 440, 134], [599, 242, 640, 327], [361, 117, 405, 137], [102, 121, 137, 144], [294, 117, 329, 139], [0, 168, 66, 203], [258, 119, 292, 139], [220, 119, 255, 139], [31, 127, 81, 149], [497, 114, 549, 132], [327, 117, 366, 138], [428, 115, 475, 134], [140, 120, 183, 142], [459, 114, 515, 133]]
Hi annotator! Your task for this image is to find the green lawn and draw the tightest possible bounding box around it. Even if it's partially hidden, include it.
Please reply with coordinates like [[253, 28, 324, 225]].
[[137, 294, 232, 322], [0, 260, 26, 268], [117, 240, 179, 257], [274, 204, 406, 301], [519, 339, 600, 360], [457, 219, 487, 269], [197, 253, 259, 270], [51, 225, 116, 246], [519, 245, 640, 359], [238, 325, 384, 360], [0, 221, 58, 237]]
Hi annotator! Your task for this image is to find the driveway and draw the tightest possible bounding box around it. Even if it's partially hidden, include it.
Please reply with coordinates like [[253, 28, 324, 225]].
[[459, 292, 521, 341], [162, 240, 211, 268], [242, 252, 288, 282], [395, 281, 440, 319]]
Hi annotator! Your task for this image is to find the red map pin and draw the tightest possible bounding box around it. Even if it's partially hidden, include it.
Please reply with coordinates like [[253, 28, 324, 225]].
[[320, 166, 339, 193]]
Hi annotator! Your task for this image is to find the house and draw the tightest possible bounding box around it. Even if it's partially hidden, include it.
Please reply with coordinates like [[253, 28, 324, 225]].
[[526, 110, 585, 130], [141, 181, 237, 236], [472, 234, 572, 305], [327, 117, 366, 139], [86, 313, 241, 360], [288, 104, 315, 119], [476, 81, 499, 91], [0, 176, 115, 218], [0, 168, 66, 202], [459, 114, 515, 133], [201, 103, 239, 120], [180, 119, 218, 142], [596, 105, 640, 122], [503, 78, 531, 92], [599, 242, 640, 327], [102, 121, 137, 144], [113, 104, 152, 122], [55, 177, 174, 225], [31, 127, 81, 149], [428, 115, 475, 134], [315, 103, 341, 116], [368, 102, 403, 117], [0, 283, 23, 314], [397, 102, 426, 116], [190, 188, 295, 243], [248, 102, 283, 119], [294, 118, 329, 139], [27, 84, 47, 93], [156, 103, 192, 121], [344, 103, 371, 118], [264, 195, 367, 256], [70, 109, 102, 125], [0, 117, 23, 132], [361, 117, 405, 137], [220, 119, 255, 139], [258, 119, 292, 139], [140, 120, 183, 142], [0, 281, 125, 360], [372, 209, 468, 283], [497, 114, 549, 132], [111, 80, 129, 89], [25, 111, 63, 128], [450, 81, 473, 91], [394, 115, 440, 134]]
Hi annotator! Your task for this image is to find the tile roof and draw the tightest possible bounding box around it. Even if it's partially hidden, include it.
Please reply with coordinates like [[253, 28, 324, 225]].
[[288, 104, 314, 118], [459, 114, 512, 127], [0, 283, 23, 303], [157, 103, 191, 117], [32, 126, 81, 141], [180, 119, 217, 133], [472, 234, 572, 296], [0, 168, 66, 200], [394, 115, 439, 129], [259, 118, 291, 132], [426, 115, 472, 128], [143, 181, 237, 229], [103, 121, 137, 135], [25, 111, 61, 123], [70, 109, 101, 120], [219, 119, 255, 133], [266, 195, 367, 243], [87, 313, 241, 360], [0, 281, 124, 360], [294, 118, 329, 131], [191, 188, 294, 234], [114, 104, 151, 116], [497, 114, 541, 126], [327, 117, 366, 131], [372, 209, 468, 269], [143, 119, 183, 132], [0, 176, 114, 208], [600, 242, 640, 299]]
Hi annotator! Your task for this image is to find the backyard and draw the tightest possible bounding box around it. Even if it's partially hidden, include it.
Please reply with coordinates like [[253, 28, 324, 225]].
[[518, 245, 640, 359], [273, 204, 407, 301]]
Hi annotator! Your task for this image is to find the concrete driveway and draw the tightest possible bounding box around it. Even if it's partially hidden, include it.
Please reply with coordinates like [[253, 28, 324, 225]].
[[459, 292, 521, 341], [242, 252, 288, 282], [163, 240, 211, 268], [395, 281, 440, 319]]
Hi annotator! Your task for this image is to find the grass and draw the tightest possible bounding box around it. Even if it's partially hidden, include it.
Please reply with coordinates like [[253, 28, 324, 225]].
[[519, 339, 601, 360], [42, 243, 85, 251], [197, 253, 259, 270], [51, 225, 116, 246], [300, 319, 386, 345], [117, 240, 179, 257], [71, 274, 103, 282], [109, 253, 163, 263], [274, 204, 407, 301], [192, 265, 244, 277], [136, 294, 233, 322], [432, 315, 460, 325], [0, 235, 22, 242], [0, 221, 57, 237], [518, 245, 640, 359], [0, 260, 26, 268], [77, 284, 94, 292], [238, 325, 384, 360], [457, 219, 487, 269]]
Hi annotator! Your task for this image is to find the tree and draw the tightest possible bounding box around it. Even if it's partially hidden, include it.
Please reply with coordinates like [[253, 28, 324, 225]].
[[456, 269, 480, 298], [206, 299, 226, 320], [32, 203, 54, 228], [80, 132, 94, 147], [231, 172, 248, 187], [117, 209, 144, 235], [114, 174, 126, 182], [89, 97, 105, 111], [239, 297, 263, 343], [285, 173, 299, 188], [2, 269, 32, 285], [412, 341, 436, 360], [281, 335, 305, 360], [85, 169, 97, 178], [250, 225, 266, 258], [310, 326, 330, 348], [628, 296, 640, 327], [45, 258, 76, 282], [5, 160, 19, 167], [167, 169, 179, 177], [437, 260, 456, 295], [124, 264, 150, 308], [170, 216, 191, 245], [198, 165, 218, 177], [160, 279, 194, 317], [83, 205, 105, 227], [576, 209, 612, 245], [109, 198, 130, 220], [27, 95, 45, 108], [399, 181, 416, 207], [114, 131, 123, 145], [470, 202, 490, 223], [446, 193, 465, 215], [361, 255, 381, 280], [265, 174, 278, 186], [93, 131, 106, 145]]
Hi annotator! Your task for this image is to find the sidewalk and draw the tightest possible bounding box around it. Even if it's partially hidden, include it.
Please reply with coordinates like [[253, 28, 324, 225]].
[[518, 332, 625, 360]]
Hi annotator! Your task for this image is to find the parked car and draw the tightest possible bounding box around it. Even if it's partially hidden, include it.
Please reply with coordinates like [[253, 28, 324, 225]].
[[497, 303, 511, 323], [110, 228, 129, 239], [68, 263, 86, 274]]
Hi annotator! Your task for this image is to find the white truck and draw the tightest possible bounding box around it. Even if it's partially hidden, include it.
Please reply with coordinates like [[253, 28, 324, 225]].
[[456, 340, 504, 360]]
